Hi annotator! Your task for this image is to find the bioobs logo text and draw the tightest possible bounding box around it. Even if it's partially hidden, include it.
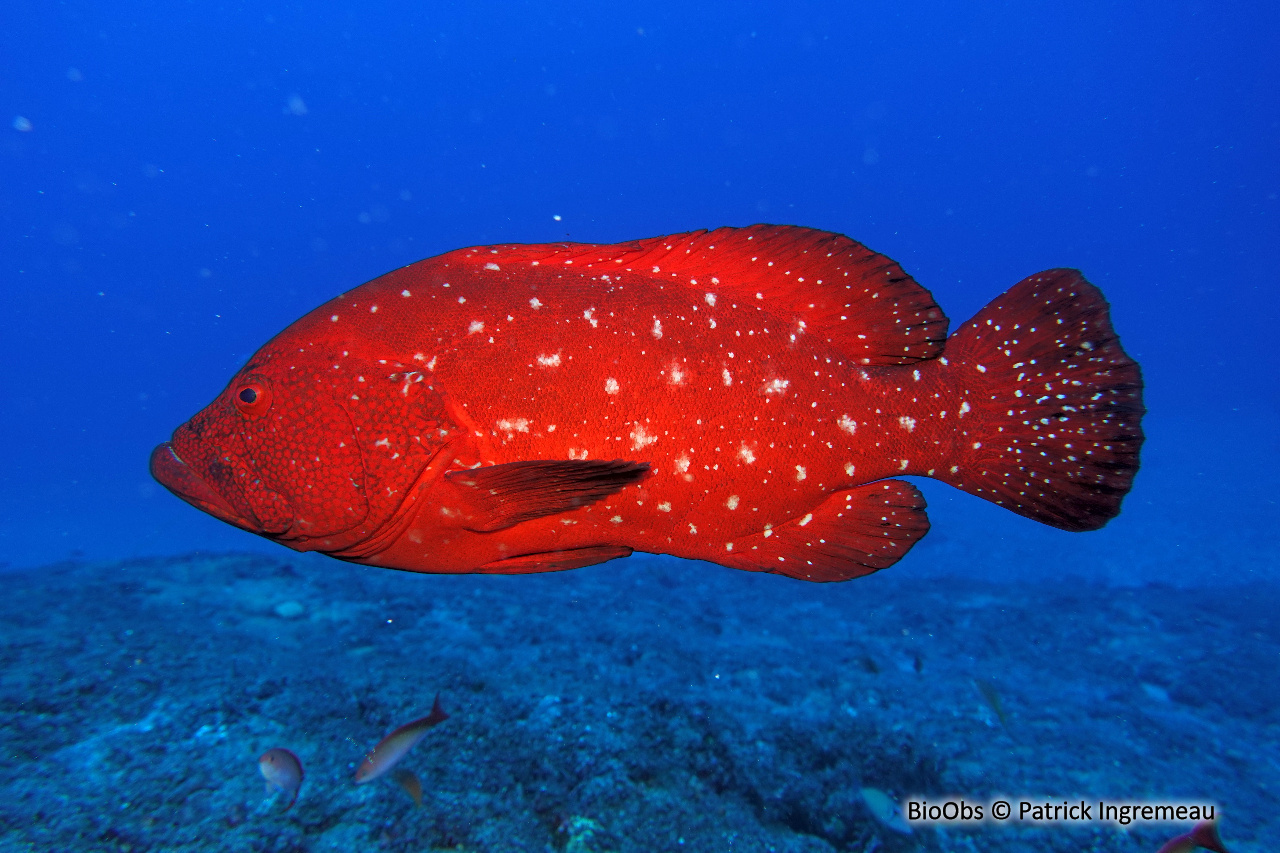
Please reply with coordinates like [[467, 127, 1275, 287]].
[[907, 800, 987, 823], [906, 798, 1218, 827]]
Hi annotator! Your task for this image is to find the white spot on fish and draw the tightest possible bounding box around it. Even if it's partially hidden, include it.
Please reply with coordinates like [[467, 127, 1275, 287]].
[[468, 320, 484, 335], [658, 501, 672, 512], [529, 297, 543, 309], [763, 378, 790, 395], [605, 377, 620, 394], [838, 415, 858, 435], [651, 318, 663, 339], [798, 513, 813, 526], [738, 445, 756, 464], [484, 262, 500, 271], [401, 289, 412, 297], [536, 352, 562, 367], [705, 293, 717, 307], [795, 465, 807, 481], [630, 424, 658, 450], [959, 401, 971, 417], [898, 416, 916, 432], [491, 417, 527, 432], [398, 372, 423, 396], [496, 418, 530, 434], [674, 454, 691, 474], [726, 495, 740, 510], [722, 368, 733, 387], [844, 462, 856, 476]]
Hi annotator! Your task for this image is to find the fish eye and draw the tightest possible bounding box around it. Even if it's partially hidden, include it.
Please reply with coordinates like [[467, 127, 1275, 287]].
[[231, 377, 272, 418]]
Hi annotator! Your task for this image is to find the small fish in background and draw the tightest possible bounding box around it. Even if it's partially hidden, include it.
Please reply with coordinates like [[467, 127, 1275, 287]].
[[354, 694, 449, 784], [859, 787, 913, 835], [1155, 819, 1230, 853], [391, 767, 423, 806], [974, 678, 1008, 728], [258, 747, 303, 810]]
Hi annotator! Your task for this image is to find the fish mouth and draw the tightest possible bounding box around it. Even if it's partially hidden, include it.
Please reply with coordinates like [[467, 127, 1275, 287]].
[[149, 442, 255, 531]]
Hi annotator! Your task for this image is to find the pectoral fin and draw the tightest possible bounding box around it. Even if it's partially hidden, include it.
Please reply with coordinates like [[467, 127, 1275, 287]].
[[443, 459, 649, 532]]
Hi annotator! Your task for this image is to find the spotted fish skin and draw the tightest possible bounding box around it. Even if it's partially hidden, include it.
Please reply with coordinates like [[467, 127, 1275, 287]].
[[151, 225, 1144, 582]]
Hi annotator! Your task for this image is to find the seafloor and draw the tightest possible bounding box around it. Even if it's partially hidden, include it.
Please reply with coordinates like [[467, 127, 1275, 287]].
[[0, 551, 1275, 852]]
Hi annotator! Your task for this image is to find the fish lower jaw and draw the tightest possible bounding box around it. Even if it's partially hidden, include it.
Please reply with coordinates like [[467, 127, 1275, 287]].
[[149, 442, 254, 529]]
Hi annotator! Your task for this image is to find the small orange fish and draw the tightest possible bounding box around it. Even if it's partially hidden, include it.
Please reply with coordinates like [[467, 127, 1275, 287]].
[[258, 747, 303, 810], [1155, 819, 1229, 853], [354, 694, 448, 784], [391, 767, 424, 806]]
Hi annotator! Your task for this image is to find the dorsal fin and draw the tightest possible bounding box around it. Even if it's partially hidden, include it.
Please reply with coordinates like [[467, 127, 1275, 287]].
[[457, 225, 949, 365]]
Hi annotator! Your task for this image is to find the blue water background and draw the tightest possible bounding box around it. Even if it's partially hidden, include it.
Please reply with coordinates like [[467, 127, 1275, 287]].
[[2, 1, 1277, 585]]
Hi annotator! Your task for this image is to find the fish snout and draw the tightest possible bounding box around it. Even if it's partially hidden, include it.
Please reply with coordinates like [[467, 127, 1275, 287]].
[[150, 441, 252, 529]]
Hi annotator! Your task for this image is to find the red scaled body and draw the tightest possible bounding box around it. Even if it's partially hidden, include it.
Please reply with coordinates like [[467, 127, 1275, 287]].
[[152, 226, 1143, 581]]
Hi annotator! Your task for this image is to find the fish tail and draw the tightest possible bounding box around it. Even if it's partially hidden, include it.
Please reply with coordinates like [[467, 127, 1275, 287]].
[[1188, 819, 1229, 853], [937, 269, 1144, 531]]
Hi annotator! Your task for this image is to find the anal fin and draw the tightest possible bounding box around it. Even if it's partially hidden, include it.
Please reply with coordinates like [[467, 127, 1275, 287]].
[[723, 481, 929, 582], [478, 545, 633, 574]]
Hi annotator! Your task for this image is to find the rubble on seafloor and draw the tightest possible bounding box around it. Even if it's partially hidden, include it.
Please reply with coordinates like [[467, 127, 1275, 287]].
[[0, 551, 1275, 852]]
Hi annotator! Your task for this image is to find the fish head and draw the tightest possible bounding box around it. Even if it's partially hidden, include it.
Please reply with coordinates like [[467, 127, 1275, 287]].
[[258, 747, 303, 788], [151, 336, 456, 553]]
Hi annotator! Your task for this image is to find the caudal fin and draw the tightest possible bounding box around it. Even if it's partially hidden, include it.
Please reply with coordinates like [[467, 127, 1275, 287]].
[[940, 269, 1144, 531], [1188, 819, 1229, 853]]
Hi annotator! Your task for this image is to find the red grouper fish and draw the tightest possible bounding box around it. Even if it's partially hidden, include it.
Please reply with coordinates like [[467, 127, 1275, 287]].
[[151, 225, 1144, 581]]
